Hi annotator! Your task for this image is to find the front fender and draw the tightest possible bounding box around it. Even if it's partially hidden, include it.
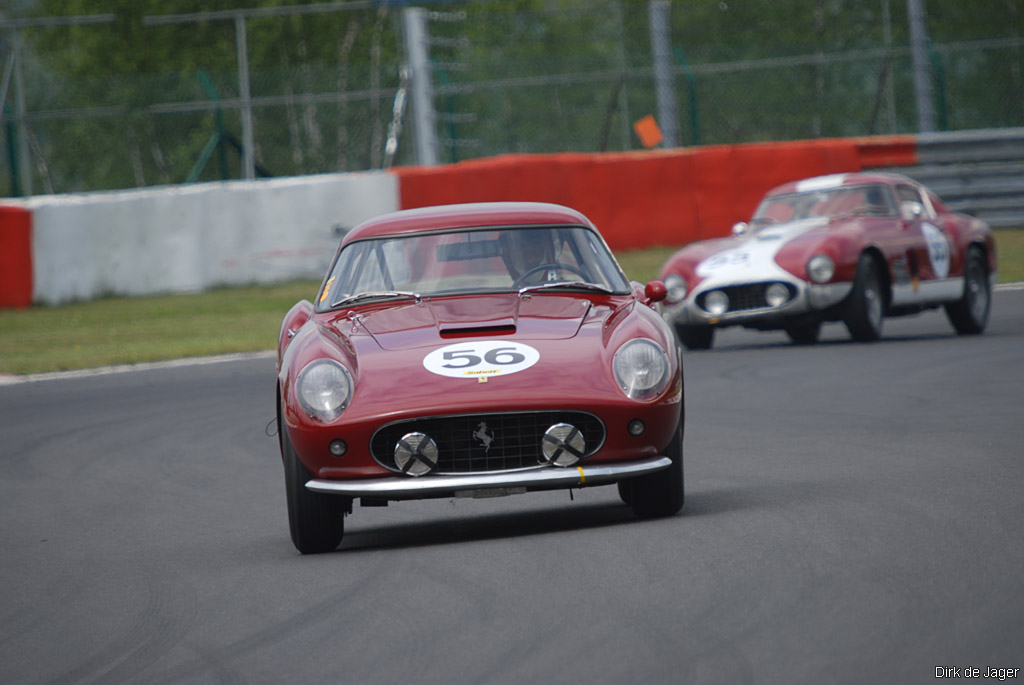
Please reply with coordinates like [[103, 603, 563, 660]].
[[278, 300, 314, 370]]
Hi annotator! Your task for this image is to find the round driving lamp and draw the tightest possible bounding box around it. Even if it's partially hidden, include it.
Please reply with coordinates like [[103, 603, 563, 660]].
[[765, 283, 790, 308], [394, 432, 438, 477], [704, 290, 729, 316], [541, 423, 586, 467]]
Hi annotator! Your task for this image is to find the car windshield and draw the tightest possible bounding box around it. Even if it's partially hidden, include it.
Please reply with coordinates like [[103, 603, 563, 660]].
[[751, 183, 898, 227], [316, 225, 631, 311]]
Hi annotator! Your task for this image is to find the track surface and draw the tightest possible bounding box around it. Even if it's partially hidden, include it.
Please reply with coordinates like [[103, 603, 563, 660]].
[[2, 291, 1022, 684]]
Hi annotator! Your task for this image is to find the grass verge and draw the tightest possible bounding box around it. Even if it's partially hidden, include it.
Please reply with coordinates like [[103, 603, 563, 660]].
[[2, 230, 1022, 376]]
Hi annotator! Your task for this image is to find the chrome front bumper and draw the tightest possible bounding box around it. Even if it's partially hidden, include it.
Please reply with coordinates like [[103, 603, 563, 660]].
[[663, 281, 853, 327], [306, 456, 671, 500]]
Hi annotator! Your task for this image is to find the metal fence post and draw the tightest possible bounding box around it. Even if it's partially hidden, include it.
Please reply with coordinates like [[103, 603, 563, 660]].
[[11, 31, 30, 196], [0, 40, 20, 196], [907, 0, 936, 133], [648, 0, 678, 149], [235, 15, 256, 180], [403, 7, 438, 167]]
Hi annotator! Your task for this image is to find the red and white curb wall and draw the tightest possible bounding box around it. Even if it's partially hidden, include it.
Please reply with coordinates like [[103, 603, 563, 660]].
[[1, 136, 914, 309]]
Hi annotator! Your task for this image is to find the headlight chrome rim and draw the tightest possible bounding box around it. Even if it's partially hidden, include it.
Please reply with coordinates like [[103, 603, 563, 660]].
[[296, 359, 353, 422], [613, 339, 671, 401], [807, 254, 836, 284]]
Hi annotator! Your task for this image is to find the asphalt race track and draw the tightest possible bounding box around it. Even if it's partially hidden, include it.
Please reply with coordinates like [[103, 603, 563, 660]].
[[2, 290, 1022, 684]]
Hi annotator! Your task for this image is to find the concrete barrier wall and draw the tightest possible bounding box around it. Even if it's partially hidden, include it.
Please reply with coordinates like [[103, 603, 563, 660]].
[[4, 172, 398, 306], [0, 135, 915, 308]]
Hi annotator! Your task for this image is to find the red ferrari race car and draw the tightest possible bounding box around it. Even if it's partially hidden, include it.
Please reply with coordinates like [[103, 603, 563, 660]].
[[659, 172, 997, 350], [276, 202, 684, 554]]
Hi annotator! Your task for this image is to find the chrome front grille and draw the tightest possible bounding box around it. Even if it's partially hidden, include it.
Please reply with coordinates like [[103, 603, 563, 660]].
[[698, 282, 793, 313], [370, 411, 605, 474]]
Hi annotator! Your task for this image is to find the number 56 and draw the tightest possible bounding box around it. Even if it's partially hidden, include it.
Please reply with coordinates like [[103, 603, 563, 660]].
[[442, 346, 526, 368]]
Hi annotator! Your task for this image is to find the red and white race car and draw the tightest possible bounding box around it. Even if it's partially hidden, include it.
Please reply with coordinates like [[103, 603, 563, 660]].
[[659, 172, 997, 349]]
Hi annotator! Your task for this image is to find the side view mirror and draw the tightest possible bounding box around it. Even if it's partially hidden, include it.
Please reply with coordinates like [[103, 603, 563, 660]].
[[900, 202, 923, 221], [644, 280, 667, 304], [732, 221, 750, 236]]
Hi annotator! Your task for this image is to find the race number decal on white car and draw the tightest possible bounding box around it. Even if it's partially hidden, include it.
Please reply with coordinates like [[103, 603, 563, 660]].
[[922, 222, 951, 279], [695, 217, 827, 280], [423, 341, 540, 379], [699, 250, 751, 273]]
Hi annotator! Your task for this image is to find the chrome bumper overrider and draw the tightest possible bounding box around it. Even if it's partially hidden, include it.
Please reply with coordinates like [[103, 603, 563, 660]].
[[305, 456, 672, 500]]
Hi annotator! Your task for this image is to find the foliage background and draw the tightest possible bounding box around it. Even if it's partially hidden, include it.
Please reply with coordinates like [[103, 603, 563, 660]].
[[2, 0, 1023, 196]]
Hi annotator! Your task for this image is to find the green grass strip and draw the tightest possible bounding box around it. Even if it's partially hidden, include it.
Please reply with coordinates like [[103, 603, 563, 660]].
[[2, 231, 1022, 376]]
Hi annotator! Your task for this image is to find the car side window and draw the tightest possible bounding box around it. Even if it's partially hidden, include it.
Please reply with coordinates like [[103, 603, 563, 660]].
[[353, 247, 388, 292], [896, 184, 927, 219], [863, 185, 898, 216], [896, 185, 923, 204]]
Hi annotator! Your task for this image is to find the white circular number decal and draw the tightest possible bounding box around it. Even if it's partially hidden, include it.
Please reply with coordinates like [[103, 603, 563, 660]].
[[698, 250, 750, 276], [423, 341, 540, 379], [922, 222, 951, 279]]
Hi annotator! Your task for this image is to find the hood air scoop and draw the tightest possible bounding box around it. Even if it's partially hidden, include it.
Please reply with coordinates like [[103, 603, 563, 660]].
[[439, 321, 517, 339]]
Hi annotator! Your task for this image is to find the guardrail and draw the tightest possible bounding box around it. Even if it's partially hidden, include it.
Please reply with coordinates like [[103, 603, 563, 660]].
[[880, 127, 1024, 228]]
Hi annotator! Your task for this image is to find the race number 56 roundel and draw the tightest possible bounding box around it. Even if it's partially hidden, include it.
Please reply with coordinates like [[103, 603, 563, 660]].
[[423, 341, 540, 379]]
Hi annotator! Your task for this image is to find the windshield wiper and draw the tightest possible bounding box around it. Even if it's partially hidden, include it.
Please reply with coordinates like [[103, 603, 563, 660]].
[[518, 281, 615, 296], [332, 290, 422, 308]]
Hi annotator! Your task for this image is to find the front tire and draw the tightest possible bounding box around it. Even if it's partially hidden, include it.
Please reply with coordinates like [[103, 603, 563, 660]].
[[617, 481, 632, 506], [281, 416, 346, 554], [784, 321, 821, 345], [627, 415, 684, 519], [676, 325, 714, 350], [945, 246, 990, 335], [843, 254, 885, 342]]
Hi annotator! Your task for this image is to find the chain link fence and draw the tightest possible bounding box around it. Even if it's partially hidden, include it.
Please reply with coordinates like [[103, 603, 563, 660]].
[[2, 0, 1022, 197]]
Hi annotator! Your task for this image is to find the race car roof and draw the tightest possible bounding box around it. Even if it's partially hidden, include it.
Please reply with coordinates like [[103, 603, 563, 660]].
[[765, 171, 919, 197], [342, 202, 596, 244]]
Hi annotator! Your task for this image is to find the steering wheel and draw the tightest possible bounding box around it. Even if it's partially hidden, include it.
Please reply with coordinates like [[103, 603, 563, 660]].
[[513, 262, 588, 289]]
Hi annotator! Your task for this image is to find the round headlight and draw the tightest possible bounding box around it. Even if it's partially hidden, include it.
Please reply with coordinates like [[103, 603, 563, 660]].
[[764, 282, 790, 307], [664, 274, 687, 303], [704, 290, 729, 316], [613, 339, 670, 400], [807, 255, 835, 283], [297, 360, 352, 422]]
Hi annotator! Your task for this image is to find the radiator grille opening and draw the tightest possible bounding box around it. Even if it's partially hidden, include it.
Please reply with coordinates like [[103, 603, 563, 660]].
[[370, 411, 605, 474], [698, 282, 793, 313]]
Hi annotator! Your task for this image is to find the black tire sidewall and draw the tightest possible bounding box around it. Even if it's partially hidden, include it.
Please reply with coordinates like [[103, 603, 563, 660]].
[[844, 254, 884, 341], [628, 409, 684, 519], [281, 413, 345, 554], [945, 246, 990, 334]]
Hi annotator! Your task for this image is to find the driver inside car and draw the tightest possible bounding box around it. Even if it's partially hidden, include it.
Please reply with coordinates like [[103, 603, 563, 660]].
[[500, 230, 560, 286]]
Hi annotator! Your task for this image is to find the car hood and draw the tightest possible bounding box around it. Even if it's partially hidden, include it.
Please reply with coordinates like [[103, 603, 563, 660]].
[[671, 217, 830, 287], [291, 293, 664, 419], [349, 293, 592, 351]]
